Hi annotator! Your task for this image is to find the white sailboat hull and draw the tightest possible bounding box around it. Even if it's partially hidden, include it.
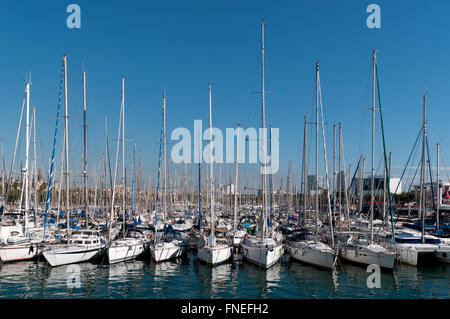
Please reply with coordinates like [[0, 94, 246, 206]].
[[288, 241, 335, 270], [340, 244, 396, 270], [197, 245, 231, 266], [43, 244, 105, 267], [150, 242, 186, 262], [0, 243, 40, 262], [107, 239, 145, 264], [241, 239, 283, 269]]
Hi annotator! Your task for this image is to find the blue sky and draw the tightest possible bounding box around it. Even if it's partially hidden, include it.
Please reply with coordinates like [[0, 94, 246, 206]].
[[1, 0, 450, 191]]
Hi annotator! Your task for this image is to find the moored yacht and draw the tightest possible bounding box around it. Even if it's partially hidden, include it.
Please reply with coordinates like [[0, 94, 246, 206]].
[[287, 230, 335, 269], [42, 230, 106, 267], [339, 232, 396, 270]]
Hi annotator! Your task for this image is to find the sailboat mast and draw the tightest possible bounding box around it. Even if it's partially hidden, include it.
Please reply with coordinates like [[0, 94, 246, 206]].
[[198, 128, 202, 230], [163, 93, 167, 224], [24, 81, 30, 231], [302, 115, 307, 227], [333, 124, 336, 221], [83, 71, 89, 229], [370, 50, 377, 243], [436, 143, 440, 235], [33, 107, 37, 217], [122, 77, 126, 238], [131, 139, 136, 222], [208, 83, 215, 243], [63, 55, 70, 238], [260, 20, 267, 240], [315, 62, 319, 240], [234, 122, 240, 235], [419, 93, 427, 243]]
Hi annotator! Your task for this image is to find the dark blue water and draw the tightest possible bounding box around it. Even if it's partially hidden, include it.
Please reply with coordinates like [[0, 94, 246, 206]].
[[0, 253, 448, 298]]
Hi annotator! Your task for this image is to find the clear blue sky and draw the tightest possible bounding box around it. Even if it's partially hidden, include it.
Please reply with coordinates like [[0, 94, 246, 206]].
[[1, 0, 450, 191]]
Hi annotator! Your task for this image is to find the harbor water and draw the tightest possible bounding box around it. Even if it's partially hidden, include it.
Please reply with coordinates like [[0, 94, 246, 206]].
[[0, 252, 448, 299]]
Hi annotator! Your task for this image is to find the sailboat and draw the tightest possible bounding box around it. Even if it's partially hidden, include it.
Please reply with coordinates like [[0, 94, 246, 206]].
[[241, 21, 283, 269], [339, 50, 396, 270], [150, 92, 187, 262], [0, 80, 40, 262], [106, 77, 146, 264], [43, 57, 106, 267], [196, 84, 232, 266], [382, 93, 450, 266], [287, 62, 336, 270]]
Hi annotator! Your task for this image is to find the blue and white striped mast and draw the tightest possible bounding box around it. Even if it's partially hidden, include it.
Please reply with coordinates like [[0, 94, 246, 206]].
[[43, 58, 64, 239]]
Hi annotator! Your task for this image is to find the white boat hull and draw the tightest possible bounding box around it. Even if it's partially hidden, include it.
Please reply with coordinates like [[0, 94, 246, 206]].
[[288, 241, 335, 269], [43, 245, 105, 267], [392, 244, 450, 266], [340, 244, 396, 270], [150, 242, 186, 262], [241, 240, 283, 269], [197, 245, 231, 266], [107, 239, 145, 264], [0, 243, 40, 262]]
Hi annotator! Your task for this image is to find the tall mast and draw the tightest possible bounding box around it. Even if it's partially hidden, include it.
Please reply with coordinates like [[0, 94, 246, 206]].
[[333, 124, 336, 222], [122, 77, 125, 238], [419, 93, 427, 244], [234, 122, 240, 235], [359, 155, 364, 213], [33, 107, 37, 217], [436, 143, 440, 236], [131, 139, 136, 222], [163, 93, 167, 224], [1, 141, 4, 208], [198, 127, 202, 231], [315, 62, 319, 240], [260, 20, 267, 240], [24, 81, 31, 231], [63, 55, 70, 238], [208, 83, 215, 245], [83, 71, 88, 229], [302, 115, 307, 227], [370, 50, 377, 243]]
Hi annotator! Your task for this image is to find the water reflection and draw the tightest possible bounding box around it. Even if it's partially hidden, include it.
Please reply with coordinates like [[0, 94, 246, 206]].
[[195, 260, 233, 298], [0, 252, 448, 298]]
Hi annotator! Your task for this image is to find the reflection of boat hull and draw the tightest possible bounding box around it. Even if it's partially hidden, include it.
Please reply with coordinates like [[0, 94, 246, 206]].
[[43, 245, 105, 267], [288, 241, 334, 270], [0, 243, 40, 262], [339, 244, 396, 270], [150, 242, 186, 262], [197, 245, 231, 266], [107, 239, 145, 264], [241, 239, 283, 269]]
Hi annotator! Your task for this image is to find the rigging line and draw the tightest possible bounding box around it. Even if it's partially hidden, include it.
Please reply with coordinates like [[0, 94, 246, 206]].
[[2, 92, 26, 220], [374, 62, 394, 238], [404, 138, 419, 192], [388, 129, 421, 227], [318, 71, 334, 246]]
